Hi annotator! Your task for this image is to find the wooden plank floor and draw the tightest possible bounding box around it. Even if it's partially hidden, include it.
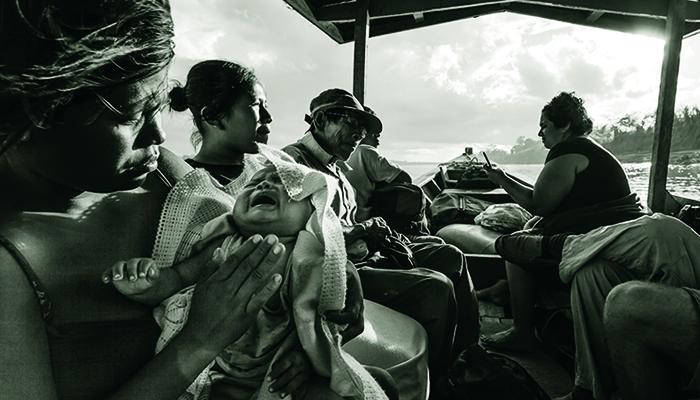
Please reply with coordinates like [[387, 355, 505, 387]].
[[478, 301, 573, 399]]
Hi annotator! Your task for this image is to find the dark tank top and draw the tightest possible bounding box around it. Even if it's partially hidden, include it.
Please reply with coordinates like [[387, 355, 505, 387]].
[[0, 235, 161, 399], [0, 160, 188, 399], [545, 136, 631, 214]]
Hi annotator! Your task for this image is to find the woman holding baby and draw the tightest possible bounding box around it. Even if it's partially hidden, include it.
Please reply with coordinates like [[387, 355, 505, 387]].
[[0, 1, 426, 398]]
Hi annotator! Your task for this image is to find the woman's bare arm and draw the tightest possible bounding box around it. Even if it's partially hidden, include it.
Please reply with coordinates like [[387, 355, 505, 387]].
[[485, 153, 587, 216], [0, 247, 59, 399], [1, 235, 285, 400], [173, 237, 225, 287], [529, 154, 585, 215], [105, 235, 285, 400]]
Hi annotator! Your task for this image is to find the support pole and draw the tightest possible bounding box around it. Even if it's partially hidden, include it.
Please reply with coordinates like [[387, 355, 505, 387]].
[[353, 0, 369, 103], [648, 0, 686, 212]]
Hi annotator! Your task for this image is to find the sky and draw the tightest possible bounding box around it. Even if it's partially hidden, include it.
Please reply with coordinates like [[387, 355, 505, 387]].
[[162, 0, 700, 163]]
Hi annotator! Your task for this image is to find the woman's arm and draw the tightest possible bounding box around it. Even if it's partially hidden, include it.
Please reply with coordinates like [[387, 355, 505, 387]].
[[0, 247, 59, 399], [485, 153, 587, 216], [107, 234, 285, 400], [2, 235, 285, 400], [391, 170, 412, 184], [174, 237, 225, 287]]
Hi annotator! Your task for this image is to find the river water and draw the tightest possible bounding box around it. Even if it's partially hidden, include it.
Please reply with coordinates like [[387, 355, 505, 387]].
[[399, 161, 700, 204]]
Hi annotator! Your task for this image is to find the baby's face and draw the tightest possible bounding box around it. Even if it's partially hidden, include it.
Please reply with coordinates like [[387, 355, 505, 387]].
[[233, 167, 313, 237]]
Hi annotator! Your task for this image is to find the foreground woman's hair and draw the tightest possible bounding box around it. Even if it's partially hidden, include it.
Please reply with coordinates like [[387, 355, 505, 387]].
[[0, 0, 175, 154]]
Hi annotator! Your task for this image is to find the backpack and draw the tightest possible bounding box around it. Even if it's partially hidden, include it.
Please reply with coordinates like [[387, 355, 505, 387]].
[[429, 192, 493, 232], [435, 345, 550, 400], [369, 182, 430, 236]]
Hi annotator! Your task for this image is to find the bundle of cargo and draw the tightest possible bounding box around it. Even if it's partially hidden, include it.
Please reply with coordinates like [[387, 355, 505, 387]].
[[440, 157, 498, 190]]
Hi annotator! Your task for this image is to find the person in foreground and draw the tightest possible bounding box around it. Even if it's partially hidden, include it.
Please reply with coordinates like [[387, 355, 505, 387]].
[[345, 105, 481, 360], [167, 61, 427, 399], [344, 106, 412, 223], [479, 92, 644, 354], [604, 281, 700, 400], [283, 88, 468, 381], [0, 1, 290, 398], [170, 60, 274, 188], [105, 159, 392, 400], [553, 212, 700, 400]]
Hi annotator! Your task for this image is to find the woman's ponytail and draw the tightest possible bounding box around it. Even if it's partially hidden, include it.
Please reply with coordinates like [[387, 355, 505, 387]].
[[168, 85, 189, 112]]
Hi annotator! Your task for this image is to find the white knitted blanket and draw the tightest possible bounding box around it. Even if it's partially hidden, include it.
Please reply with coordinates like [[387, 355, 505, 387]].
[[150, 145, 387, 400]]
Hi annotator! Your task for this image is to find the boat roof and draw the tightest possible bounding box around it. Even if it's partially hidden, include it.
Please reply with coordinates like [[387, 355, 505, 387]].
[[282, 0, 700, 43]]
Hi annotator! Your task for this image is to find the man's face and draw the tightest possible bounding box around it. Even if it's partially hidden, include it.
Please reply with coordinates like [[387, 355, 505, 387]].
[[233, 166, 313, 237], [317, 111, 367, 160]]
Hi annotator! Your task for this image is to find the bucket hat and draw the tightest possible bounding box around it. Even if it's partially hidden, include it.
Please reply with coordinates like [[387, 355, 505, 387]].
[[307, 88, 382, 135]]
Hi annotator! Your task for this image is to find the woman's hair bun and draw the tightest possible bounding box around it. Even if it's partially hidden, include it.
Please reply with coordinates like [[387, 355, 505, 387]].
[[168, 86, 189, 112]]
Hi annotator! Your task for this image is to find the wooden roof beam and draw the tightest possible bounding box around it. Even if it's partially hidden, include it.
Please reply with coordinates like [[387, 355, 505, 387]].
[[523, 1, 700, 21], [353, 0, 369, 103], [315, 0, 700, 23], [334, 4, 511, 41], [316, 0, 509, 22], [284, 0, 345, 42], [649, 0, 687, 211], [329, 3, 700, 42], [585, 10, 604, 23], [509, 3, 668, 35]]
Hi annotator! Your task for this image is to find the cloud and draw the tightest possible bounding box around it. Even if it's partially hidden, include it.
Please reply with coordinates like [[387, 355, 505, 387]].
[[426, 44, 468, 95], [247, 51, 278, 67], [163, 1, 700, 163]]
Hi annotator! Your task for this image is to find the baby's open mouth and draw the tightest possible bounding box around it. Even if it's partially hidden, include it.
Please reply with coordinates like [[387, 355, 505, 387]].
[[250, 192, 277, 207]]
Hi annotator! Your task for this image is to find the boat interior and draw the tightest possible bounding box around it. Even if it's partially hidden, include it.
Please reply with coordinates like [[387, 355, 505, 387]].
[[282, 1, 700, 398]]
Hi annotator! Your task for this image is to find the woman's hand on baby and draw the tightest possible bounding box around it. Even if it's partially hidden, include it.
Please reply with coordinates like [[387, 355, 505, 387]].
[[102, 258, 160, 297], [268, 347, 312, 398], [181, 234, 285, 354]]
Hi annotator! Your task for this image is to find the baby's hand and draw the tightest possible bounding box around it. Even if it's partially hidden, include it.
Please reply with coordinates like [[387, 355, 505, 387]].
[[102, 258, 160, 297]]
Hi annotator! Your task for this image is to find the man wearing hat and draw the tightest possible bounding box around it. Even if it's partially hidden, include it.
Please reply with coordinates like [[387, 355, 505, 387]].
[[345, 105, 480, 361], [283, 88, 473, 380]]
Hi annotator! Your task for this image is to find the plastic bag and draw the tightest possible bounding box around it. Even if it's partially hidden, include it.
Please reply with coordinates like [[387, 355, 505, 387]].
[[474, 203, 532, 234]]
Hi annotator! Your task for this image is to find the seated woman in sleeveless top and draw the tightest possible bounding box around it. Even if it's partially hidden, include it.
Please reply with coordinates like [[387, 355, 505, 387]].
[[0, 1, 290, 398], [164, 60, 430, 399], [476, 93, 644, 355]]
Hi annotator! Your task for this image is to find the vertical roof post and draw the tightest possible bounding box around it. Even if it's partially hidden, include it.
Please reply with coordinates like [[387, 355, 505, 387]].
[[353, 0, 369, 104], [648, 0, 686, 212]]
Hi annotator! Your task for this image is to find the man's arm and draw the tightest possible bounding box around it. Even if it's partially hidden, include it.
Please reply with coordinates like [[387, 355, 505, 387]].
[[363, 146, 412, 184], [391, 170, 412, 184]]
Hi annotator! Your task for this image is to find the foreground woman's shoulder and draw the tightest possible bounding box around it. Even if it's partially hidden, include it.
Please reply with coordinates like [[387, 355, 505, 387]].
[[0, 244, 62, 398]]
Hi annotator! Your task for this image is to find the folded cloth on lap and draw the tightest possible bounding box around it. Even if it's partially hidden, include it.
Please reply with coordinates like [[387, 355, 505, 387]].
[[494, 193, 646, 271]]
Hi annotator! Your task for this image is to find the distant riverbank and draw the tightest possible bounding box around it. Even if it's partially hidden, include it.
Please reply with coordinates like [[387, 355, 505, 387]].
[[614, 149, 700, 165], [397, 160, 700, 204]]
